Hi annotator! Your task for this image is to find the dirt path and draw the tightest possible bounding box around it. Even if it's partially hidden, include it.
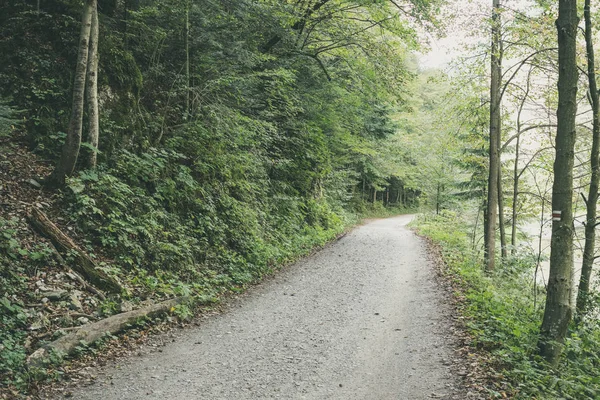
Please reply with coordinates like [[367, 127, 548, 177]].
[[46, 215, 465, 399]]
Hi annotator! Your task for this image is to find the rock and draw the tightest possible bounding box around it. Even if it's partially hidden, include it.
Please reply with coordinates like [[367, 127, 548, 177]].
[[119, 300, 134, 313], [35, 280, 50, 291], [45, 290, 68, 301], [68, 294, 83, 311], [77, 317, 90, 325], [27, 178, 42, 189]]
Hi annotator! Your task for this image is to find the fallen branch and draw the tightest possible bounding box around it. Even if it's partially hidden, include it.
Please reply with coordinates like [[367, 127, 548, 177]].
[[66, 267, 107, 300], [49, 240, 107, 300], [27, 296, 191, 367], [27, 207, 122, 294]]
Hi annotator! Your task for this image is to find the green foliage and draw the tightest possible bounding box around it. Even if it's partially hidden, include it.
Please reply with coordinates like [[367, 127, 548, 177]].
[[415, 212, 600, 399], [0, 217, 49, 390], [0, 97, 20, 138], [0, 7, 78, 152], [171, 304, 193, 321], [0, 0, 441, 394], [65, 140, 346, 291]]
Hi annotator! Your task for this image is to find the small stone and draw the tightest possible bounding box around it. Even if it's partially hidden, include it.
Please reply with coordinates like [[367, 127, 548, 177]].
[[77, 317, 90, 325], [35, 281, 48, 290], [45, 290, 68, 301], [27, 178, 42, 188], [68, 294, 83, 311], [119, 301, 134, 313]]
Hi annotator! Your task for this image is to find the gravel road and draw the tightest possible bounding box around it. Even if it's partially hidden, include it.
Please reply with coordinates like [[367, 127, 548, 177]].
[[49, 215, 464, 399]]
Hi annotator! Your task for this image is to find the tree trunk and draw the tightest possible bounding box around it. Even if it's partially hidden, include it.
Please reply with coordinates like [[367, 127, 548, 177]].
[[28, 207, 123, 294], [485, 0, 501, 272], [362, 177, 365, 200], [27, 297, 192, 366], [538, 0, 579, 366], [86, 4, 99, 169], [511, 131, 520, 254], [185, 0, 190, 117], [511, 67, 534, 255], [47, 0, 95, 186], [576, 0, 600, 321], [436, 183, 441, 215], [498, 169, 507, 258]]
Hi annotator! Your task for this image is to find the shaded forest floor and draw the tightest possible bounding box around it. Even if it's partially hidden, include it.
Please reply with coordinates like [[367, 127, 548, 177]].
[[1, 137, 495, 399], [0, 136, 343, 398], [0, 137, 219, 398]]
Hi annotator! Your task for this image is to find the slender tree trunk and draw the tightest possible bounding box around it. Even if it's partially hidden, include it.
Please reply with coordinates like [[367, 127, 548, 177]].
[[485, 0, 501, 272], [576, 0, 600, 321], [362, 177, 365, 200], [511, 132, 520, 254], [185, 0, 190, 117], [498, 170, 507, 258], [510, 67, 534, 254], [496, 19, 505, 259], [538, 0, 579, 366], [473, 204, 482, 250], [47, 0, 95, 186], [86, 4, 99, 169], [436, 183, 441, 215]]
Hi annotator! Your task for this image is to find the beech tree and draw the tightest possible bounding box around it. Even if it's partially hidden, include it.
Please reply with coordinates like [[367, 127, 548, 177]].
[[538, 0, 579, 366], [47, 0, 97, 186], [86, 4, 99, 168], [484, 0, 502, 272], [576, 0, 600, 321]]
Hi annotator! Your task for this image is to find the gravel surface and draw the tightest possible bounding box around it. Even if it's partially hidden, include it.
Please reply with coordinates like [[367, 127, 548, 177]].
[[48, 215, 465, 399]]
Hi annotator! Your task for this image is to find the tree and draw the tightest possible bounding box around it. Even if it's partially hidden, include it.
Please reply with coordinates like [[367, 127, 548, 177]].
[[538, 0, 579, 366], [484, 0, 502, 272], [575, 0, 599, 321], [47, 0, 97, 186], [86, 4, 99, 168]]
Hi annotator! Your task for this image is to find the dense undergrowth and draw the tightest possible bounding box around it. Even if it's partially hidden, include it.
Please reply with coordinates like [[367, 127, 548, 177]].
[[414, 211, 600, 399], [0, 136, 410, 395], [1, 0, 429, 396]]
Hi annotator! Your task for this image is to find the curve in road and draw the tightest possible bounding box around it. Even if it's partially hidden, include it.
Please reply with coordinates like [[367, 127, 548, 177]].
[[48, 215, 464, 399]]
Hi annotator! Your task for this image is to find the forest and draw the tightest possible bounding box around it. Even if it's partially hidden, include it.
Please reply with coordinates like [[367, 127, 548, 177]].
[[1, 0, 600, 398]]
